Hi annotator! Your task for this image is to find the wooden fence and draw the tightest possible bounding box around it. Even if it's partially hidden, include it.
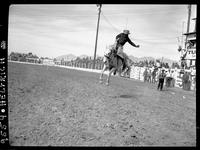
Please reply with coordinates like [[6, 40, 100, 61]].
[[54, 61, 104, 70]]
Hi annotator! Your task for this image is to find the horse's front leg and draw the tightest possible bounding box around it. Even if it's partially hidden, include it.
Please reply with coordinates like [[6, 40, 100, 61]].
[[118, 67, 122, 77], [99, 65, 107, 84], [125, 66, 131, 78], [106, 68, 115, 86]]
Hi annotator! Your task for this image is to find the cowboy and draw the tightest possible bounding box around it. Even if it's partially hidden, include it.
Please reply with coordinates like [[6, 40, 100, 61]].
[[115, 30, 140, 72]]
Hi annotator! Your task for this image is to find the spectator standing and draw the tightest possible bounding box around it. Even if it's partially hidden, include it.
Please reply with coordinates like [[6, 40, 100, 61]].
[[165, 70, 171, 87], [157, 69, 166, 91], [171, 70, 175, 87], [173, 68, 179, 87], [151, 68, 157, 84], [147, 69, 152, 83], [155, 69, 160, 84], [190, 67, 196, 91], [182, 71, 190, 90], [143, 68, 148, 82]]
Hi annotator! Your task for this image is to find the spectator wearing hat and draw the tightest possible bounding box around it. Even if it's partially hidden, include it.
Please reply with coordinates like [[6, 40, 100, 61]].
[[157, 69, 166, 91]]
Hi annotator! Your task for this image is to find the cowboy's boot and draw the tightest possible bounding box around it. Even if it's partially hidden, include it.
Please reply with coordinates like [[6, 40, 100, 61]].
[[122, 58, 127, 72]]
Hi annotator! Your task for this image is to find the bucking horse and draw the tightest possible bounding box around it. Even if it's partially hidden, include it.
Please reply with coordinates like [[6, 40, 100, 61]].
[[99, 47, 131, 86]]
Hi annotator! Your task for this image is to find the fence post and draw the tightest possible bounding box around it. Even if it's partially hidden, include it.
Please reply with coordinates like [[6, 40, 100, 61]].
[[139, 67, 141, 80]]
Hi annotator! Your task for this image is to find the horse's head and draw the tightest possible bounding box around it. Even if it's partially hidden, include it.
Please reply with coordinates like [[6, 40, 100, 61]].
[[110, 49, 117, 57]]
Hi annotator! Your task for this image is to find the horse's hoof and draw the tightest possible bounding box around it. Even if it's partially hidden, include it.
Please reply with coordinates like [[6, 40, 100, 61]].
[[106, 82, 109, 86], [99, 80, 103, 84]]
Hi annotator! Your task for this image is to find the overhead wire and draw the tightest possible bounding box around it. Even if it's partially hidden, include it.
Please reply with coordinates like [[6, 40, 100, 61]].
[[101, 11, 121, 33], [101, 10, 180, 45]]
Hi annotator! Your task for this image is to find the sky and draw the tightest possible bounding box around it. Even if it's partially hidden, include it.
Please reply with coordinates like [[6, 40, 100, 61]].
[[8, 4, 197, 61]]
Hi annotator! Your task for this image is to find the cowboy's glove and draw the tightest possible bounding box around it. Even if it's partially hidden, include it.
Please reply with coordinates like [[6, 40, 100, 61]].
[[136, 45, 140, 48]]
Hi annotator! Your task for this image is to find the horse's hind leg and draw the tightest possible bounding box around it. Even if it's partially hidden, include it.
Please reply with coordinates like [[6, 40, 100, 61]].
[[117, 58, 123, 77], [106, 68, 115, 86], [99, 65, 107, 84]]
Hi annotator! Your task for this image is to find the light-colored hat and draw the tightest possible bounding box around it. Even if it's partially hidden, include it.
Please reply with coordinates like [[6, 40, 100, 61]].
[[123, 30, 130, 34], [108, 44, 116, 50]]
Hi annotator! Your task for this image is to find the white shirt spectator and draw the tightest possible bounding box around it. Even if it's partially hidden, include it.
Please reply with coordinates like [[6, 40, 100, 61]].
[[171, 71, 175, 79], [166, 71, 171, 77]]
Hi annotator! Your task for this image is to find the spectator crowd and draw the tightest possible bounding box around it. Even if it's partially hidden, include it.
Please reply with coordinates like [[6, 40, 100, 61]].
[[141, 66, 196, 91]]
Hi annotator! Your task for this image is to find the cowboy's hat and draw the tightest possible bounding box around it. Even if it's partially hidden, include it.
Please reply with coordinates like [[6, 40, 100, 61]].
[[123, 30, 130, 34]]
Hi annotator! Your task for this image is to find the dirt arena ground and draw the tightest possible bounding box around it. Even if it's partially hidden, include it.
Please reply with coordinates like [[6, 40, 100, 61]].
[[8, 62, 196, 146]]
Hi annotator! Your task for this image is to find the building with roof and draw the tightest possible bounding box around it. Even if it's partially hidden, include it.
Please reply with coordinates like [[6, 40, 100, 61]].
[[181, 18, 196, 69]]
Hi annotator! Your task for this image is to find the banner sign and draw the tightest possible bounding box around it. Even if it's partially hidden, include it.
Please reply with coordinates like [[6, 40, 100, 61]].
[[185, 48, 196, 59]]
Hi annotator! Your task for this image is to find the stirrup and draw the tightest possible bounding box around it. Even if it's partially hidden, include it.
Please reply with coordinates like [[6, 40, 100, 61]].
[[122, 62, 127, 71], [113, 70, 117, 75]]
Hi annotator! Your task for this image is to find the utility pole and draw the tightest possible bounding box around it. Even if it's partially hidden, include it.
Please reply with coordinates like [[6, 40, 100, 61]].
[[93, 4, 102, 69], [185, 5, 192, 48], [186, 5, 192, 34], [183, 4, 192, 69], [181, 21, 185, 47]]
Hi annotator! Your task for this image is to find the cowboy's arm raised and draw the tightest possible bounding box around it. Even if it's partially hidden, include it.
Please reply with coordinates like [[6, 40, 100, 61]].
[[127, 37, 139, 48]]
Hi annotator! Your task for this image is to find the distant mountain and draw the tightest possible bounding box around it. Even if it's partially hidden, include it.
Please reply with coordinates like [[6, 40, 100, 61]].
[[129, 55, 139, 62], [55, 54, 77, 61], [129, 55, 156, 62], [79, 55, 89, 59], [129, 55, 178, 66], [56, 54, 101, 61], [56, 54, 178, 66], [159, 57, 178, 66]]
